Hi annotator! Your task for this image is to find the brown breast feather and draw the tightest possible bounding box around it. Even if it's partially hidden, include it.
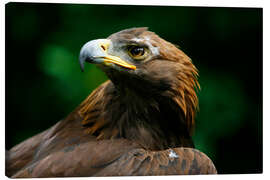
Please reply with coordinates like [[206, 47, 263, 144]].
[[6, 93, 217, 177]]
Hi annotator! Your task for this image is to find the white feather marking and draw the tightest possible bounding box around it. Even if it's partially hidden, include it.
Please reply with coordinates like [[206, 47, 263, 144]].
[[145, 36, 150, 41], [169, 149, 179, 158], [131, 37, 143, 42]]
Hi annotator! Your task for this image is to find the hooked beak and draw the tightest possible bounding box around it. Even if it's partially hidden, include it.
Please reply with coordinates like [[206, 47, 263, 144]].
[[79, 39, 136, 72]]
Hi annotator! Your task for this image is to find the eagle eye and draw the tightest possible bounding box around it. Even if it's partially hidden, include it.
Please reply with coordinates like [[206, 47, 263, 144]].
[[127, 45, 148, 60]]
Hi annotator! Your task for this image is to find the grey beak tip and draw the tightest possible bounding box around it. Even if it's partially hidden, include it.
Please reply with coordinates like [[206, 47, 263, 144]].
[[79, 39, 108, 72], [79, 62, 85, 72], [79, 56, 85, 72], [80, 66, 84, 72]]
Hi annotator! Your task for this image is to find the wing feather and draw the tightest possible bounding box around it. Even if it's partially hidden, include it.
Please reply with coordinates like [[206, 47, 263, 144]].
[[10, 140, 216, 177]]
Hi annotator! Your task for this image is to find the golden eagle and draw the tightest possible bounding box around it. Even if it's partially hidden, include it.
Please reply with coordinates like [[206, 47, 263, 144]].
[[6, 27, 217, 177]]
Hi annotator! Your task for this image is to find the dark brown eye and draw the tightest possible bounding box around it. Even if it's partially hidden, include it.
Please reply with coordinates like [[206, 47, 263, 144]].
[[128, 46, 148, 60], [130, 47, 144, 56]]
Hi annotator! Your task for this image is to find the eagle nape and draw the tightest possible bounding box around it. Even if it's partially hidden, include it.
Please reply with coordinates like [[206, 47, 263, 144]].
[[6, 27, 217, 178]]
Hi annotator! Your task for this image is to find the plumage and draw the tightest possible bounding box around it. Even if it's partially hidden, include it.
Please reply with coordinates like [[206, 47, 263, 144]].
[[6, 27, 217, 177]]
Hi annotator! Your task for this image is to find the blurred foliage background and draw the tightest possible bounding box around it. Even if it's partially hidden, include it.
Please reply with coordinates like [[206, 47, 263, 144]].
[[5, 3, 262, 174]]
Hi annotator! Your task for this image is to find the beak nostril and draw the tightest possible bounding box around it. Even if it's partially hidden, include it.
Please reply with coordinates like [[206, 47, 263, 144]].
[[101, 45, 106, 51]]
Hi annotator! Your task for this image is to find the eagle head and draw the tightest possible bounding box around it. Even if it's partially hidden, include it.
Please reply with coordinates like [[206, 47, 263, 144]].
[[79, 27, 199, 150]]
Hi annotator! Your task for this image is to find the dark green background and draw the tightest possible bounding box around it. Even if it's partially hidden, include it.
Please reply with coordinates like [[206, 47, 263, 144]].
[[5, 3, 262, 174]]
